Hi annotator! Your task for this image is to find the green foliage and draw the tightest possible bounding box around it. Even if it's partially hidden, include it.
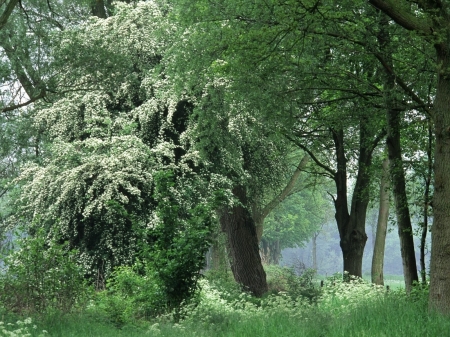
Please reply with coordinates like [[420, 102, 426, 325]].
[[263, 188, 332, 251], [0, 230, 91, 315], [148, 170, 216, 309], [89, 170, 220, 324], [265, 265, 320, 302], [95, 264, 162, 327]]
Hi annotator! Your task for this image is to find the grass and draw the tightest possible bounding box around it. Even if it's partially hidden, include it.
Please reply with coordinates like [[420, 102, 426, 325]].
[[1, 274, 448, 337]]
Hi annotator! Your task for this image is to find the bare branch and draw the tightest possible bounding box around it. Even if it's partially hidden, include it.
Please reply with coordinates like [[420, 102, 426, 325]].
[[1, 89, 45, 113]]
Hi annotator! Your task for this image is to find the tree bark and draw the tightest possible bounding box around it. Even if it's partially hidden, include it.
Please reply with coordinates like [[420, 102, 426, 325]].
[[371, 157, 390, 286], [220, 185, 268, 297], [429, 44, 450, 313]]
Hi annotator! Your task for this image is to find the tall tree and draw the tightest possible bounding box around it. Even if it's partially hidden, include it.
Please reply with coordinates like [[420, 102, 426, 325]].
[[171, 0, 390, 279], [376, 14, 419, 291], [368, 0, 450, 315]]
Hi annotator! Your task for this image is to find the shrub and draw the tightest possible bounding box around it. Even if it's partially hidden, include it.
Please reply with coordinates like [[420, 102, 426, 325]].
[[265, 265, 321, 302], [0, 230, 91, 315], [94, 262, 165, 327]]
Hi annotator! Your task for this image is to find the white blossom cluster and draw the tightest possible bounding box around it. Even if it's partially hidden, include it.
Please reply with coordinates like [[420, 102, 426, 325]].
[[12, 1, 223, 279]]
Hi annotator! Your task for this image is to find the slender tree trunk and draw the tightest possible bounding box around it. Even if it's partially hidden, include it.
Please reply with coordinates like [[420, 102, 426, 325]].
[[371, 157, 390, 286], [270, 240, 281, 265], [377, 19, 418, 292], [312, 232, 318, 271], [429, 46, 450, 313], [387, 99, 419, 293], [210, 238, 228, 271], [220, 185, 268, 297], [420, 120, 432, 285]]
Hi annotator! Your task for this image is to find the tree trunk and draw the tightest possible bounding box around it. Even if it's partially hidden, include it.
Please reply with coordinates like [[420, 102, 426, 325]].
[[312, 232, 318, 271], [371, 157, 390, 286], [377, 20, 418, 292], [270, 240, 281, 265], [420, 120, 432, 285], [367, 0, 450, 313], [333, 123, 374, 278], [91, 0, 107, 18], [220, 185, 268, 297], [429, 45, 450, 313]]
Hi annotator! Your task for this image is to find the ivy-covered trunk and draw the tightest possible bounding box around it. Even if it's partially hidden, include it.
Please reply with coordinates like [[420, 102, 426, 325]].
[[220, 185, 268, 297]]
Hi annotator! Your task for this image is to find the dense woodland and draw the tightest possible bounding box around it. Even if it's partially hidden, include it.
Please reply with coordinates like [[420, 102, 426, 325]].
[[0, 0, 449, 336]]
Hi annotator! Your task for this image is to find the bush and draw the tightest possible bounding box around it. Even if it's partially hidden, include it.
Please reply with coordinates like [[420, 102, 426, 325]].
[[0, 231, 91, 315], [265, 265, 321, 302], [94, 262, 165, 327]]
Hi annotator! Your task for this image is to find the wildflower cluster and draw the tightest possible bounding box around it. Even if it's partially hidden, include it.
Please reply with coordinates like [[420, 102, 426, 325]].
[[318, 273, 386, 314], [0, 318, 47, 337], [170, 273, 388, 331]]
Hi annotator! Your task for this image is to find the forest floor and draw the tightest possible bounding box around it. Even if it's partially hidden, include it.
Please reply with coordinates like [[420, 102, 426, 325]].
[[1, 273, 447, 337]]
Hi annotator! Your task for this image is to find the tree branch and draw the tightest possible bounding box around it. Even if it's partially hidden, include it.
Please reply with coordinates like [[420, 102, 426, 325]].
[[1, 89, 46, 113], [0, 0, 19, 31], [259, 155, 310, 220], [368, 0, 433, 34], [285, 134, 336, 176]]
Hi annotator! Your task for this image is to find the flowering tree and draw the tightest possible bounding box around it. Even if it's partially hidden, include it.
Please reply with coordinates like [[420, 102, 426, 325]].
[[11, 3, 221, 309]]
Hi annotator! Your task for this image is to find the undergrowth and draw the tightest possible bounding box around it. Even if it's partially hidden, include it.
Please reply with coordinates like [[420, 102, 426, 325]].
[[0, 266, 448, 337]]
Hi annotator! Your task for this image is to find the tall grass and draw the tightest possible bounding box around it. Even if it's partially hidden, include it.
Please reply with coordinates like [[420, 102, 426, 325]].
[[1, 272, 448, 337]]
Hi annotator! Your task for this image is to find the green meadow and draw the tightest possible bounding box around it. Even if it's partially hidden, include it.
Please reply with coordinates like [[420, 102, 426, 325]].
[[1, 270, 448, 337]]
